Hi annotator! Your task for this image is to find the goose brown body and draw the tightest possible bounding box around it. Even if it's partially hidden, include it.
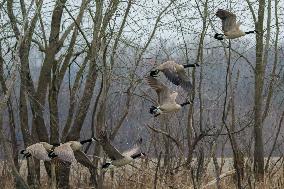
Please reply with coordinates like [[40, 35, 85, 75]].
[[21, 142, 54, 161], [48, 138, 95, 163], [52, 143, 77, 163]]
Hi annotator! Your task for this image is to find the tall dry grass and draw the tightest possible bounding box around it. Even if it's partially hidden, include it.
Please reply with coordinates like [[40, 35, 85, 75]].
[[0, 158, 284, 189]]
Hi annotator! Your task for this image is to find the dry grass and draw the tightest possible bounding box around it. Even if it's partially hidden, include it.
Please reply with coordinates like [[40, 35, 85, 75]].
[[1, 158, 284, 189]]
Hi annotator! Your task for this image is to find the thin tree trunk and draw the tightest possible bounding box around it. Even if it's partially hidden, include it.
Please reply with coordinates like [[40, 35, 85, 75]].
[[254, 0, 266, 180]]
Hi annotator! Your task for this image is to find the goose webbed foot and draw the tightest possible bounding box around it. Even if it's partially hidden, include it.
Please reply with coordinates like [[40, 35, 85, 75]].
[[214, 33, 224, 40]]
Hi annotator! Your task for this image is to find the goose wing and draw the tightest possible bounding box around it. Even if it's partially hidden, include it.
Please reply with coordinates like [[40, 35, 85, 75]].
[[159, 62, 192, 91], [74, 150, 96, 169], [26, 143, 51, 161], [145, 76, 173, 104], [162, 68, 181, 86], [158, 61, 181, 86], [122, 146, 140, 158], [53, 143, 77, 163], [216, 9, 237, 32], [122, 138, 142, 157], [98, 131, 124, 160], [176, 69, 193, 91]]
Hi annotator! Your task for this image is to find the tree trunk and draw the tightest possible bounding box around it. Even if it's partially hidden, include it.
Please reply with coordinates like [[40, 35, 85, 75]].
[[253, 0, 266, 180]]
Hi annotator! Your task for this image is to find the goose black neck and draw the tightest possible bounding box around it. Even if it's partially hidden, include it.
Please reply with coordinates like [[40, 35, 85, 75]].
[[131, 153, 143, 159], [183, 64, 196, 68], [245, 30, 256, 34], [80, 138, 93, 144], [180, 101, 191, 107]]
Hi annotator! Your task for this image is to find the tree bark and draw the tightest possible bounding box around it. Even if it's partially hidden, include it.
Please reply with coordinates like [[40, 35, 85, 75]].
[[253, 0, 266, 180]]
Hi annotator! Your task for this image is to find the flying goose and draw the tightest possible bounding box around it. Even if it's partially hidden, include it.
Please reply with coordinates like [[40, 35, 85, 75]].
[[48, 138, 96, 163], [145, 76, 192, 117], [97, 131, 145, 169], [214, 9, 257, 40], [20, 142, 59, 161], [150, 61, 198, 91]]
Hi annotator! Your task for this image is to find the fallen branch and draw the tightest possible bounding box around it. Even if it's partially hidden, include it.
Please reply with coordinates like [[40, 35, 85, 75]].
[[201, 169, 236, 189]]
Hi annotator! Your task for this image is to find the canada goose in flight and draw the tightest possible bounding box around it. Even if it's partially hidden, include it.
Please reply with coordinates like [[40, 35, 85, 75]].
[[48, 138, 96, 163], [97, 131, 145, 169], [150, 61, 198, 91], [214, 9, 257, 40], [145, 76, 192, 117], [20, 142, 59, 161]]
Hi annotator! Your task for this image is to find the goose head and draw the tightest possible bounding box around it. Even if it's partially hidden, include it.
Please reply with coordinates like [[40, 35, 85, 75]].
[[102, 162, 111, 169], [20, 149, 31, 158], [102, 162, 116, 170], [150, 70, 159, 77], [48, 151, 58, 159]]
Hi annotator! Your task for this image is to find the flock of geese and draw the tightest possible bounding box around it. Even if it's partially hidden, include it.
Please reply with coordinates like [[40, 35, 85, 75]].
[[20, 9, 257, 171], [21, 131, 145, 168]]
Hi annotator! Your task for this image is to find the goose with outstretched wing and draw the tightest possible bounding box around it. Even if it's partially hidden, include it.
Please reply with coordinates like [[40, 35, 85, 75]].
[[145, 76, 192, 117], [214, 9, 257, 40], [98, 131, 145, 169], [150, 61, 198, 92]]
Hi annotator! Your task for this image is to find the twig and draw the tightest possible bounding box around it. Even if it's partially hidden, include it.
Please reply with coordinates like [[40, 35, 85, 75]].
[[145, 124, 184, 156]]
